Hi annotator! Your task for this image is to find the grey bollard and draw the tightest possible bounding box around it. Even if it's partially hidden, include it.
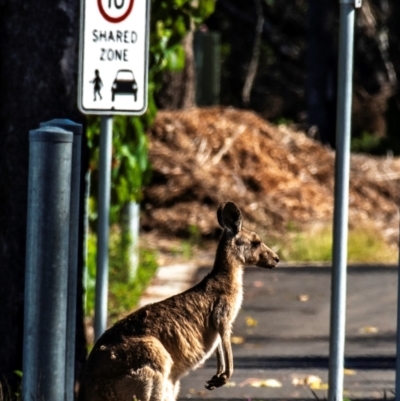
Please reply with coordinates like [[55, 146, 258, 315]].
[[40, 119, 82, 401], [23, 127, 73, 401], [121, 202, 140, 282]]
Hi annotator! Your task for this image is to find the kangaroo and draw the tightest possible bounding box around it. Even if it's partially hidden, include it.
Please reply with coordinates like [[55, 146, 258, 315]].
[[79, 201, 279, 401]]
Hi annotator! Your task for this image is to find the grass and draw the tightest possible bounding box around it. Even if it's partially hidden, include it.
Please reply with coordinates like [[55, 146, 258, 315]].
[[85, 226, 158, 324], [169, 224, 203, 260], [279, 224, 397, 263], [0, 384, 17, 401]]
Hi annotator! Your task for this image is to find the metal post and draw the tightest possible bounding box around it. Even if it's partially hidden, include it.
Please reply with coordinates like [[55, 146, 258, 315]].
[[23, 127, 73, 401], [40, 119, 82, 401], [83, 170, 91, 314], [328, 1, 359, 401], [121, 202, 140, 281], [94, 115, 113, 341], [395, 212, 400, 401]]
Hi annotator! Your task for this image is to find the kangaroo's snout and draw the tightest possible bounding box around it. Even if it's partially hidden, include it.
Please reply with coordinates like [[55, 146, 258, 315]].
[[256, 243, 279, 269]]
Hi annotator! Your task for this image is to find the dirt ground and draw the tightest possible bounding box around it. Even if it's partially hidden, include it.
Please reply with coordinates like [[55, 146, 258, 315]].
[[141, 107, 400, 251]]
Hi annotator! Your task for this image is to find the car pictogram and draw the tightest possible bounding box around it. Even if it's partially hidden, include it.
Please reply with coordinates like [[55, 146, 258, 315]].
[[111, 69, 137, 101]]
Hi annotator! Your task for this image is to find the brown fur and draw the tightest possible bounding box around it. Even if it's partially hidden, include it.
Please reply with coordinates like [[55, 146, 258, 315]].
[[79, 202, 279, 401]]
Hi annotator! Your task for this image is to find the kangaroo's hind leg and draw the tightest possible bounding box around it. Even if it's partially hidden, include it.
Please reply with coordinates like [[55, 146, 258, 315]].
[[79, 336, 173, 401], [113, 366, 165, 401], [172, 380, 180, 401], [123, 338, 173, 401]]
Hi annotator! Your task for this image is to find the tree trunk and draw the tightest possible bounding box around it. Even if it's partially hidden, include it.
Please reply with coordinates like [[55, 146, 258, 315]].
[[0, 0, 87, 391], [242, 0, 264, 107], [155, 30, 197, 110], [306, 0, 337, 147]]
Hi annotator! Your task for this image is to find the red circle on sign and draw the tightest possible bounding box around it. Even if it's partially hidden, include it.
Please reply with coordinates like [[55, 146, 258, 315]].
[[97, 0, 134, 23]]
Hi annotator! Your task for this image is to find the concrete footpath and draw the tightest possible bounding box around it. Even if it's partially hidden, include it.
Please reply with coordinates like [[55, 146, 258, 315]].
[[140, 263, 398, 400]]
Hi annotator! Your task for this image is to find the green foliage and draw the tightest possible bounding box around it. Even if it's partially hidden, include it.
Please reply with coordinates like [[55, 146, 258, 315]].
[[280, 225, 396, 263], [85, 229, 158, 322], [275, 117, 294, 126], [351, 131, 383, 154], [87, 116, 151, 223], [149, 0, 215, 83]]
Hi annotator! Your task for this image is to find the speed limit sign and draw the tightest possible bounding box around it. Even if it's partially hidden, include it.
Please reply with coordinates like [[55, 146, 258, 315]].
[[78, 0, 150, 115]]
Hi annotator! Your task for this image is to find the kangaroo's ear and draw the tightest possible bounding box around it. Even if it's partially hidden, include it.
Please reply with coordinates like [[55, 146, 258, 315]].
[[221, 202, 242, 234], [217, 202, 226, 228]]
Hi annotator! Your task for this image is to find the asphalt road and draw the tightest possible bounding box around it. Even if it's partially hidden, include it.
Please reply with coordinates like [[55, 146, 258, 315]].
[[176, 264, 398, 400]]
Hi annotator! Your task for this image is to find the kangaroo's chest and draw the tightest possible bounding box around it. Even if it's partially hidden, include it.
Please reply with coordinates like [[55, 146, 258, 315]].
[[223, 270, 244, 323], [211, 281, 243, 331], [231, 285, 243, 322]]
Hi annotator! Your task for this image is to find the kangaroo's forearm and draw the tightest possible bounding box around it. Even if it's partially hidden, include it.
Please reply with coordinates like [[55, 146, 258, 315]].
[[220, 334, 233, 379], [215, 341, 225, 375]]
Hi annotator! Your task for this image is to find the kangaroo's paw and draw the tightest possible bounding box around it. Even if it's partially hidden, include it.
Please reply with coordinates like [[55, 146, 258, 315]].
[[205, 374, 228, 391]]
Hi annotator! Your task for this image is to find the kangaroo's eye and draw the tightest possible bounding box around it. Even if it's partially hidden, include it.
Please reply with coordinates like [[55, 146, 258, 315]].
[[236, 239, 245, 246], [252, 241, 261, 247]]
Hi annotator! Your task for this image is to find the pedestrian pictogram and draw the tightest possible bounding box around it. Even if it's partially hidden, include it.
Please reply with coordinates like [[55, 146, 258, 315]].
[[90, 70, 103, 101], [78, 0, 150, 115]]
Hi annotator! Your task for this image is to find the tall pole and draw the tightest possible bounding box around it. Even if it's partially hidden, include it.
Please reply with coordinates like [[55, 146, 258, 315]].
[[94, 115, 113, 341], [328, 1, 360, 400], [395, 211, 400, 400]]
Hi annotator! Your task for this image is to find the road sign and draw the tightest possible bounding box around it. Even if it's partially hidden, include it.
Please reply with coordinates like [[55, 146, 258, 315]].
[[78, 0, 150, 115]]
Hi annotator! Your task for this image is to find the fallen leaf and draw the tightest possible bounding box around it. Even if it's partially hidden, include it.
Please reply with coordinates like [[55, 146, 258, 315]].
[[231, 336, 245, 344], [344, 369, 356, 376], [292, 377, 302, 386], [359, 326, 378, 334], [304, 375, 321, 386], [297, 294, 309, 302], [225, 381, 236, 387], [240, 378, 282, 388], [264, 379, 283, 388], [310, 381, 329, 390], [292, 374, 328, 390], [245, 316, 258, 327], [253, 379, 282, 388]]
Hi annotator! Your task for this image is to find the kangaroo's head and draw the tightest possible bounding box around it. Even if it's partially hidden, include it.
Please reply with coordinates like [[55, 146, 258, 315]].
[[217, 202, 279, 269]]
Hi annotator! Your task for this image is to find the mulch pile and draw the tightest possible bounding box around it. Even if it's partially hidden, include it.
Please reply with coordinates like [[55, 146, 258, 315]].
[[141, 107, 400, 245]]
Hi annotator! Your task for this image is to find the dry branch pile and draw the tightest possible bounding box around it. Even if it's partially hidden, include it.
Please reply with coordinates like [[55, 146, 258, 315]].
[[141, 107, 400, 245]]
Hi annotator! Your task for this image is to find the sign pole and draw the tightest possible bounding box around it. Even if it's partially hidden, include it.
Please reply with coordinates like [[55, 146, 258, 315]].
[[94, 115, 113, 341], [328, 1, 360, 400]]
